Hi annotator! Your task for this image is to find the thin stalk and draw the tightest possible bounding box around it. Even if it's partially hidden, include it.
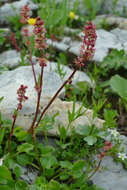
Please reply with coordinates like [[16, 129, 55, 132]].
[[34, 68, 77, 129], [8, 108, 18, 152], [28, 39, 38, 88], [30, 66, 44, 135], [87, 158, 102, 180]]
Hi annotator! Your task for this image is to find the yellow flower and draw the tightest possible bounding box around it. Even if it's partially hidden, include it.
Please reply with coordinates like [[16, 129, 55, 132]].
[[27, 18, 36, 25], [69, 11, 75, 20]]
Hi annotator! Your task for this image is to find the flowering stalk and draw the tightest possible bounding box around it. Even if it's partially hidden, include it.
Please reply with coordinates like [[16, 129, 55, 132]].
[[8, 85, 28, 152], [20, 6, 38, 89], [28, 17, 47, 139], [20, 7, 47, 138], [33, 22, 97, 130]]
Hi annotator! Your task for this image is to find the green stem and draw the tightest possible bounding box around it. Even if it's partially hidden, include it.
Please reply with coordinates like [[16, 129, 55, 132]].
[[8, 108, 18, 152]]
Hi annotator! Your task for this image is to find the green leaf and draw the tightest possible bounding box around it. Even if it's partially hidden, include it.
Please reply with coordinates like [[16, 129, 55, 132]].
[[58, 125, 67, 141], [84, 136, 97, 145], [0, 97, 4, 103], [59, 172, 69, 180], [0, 128, 5, 145], [14, 127, 28, 141], [59, 161, 72, 169], [38, 145, 54, 155], [109, 75, 127, 100], [71, 160, 85, 178], [0, 166, 12, 184], [0, 186, 12, 190], [75, 125, 91, 136], [14, 166, 22, 180], [97, 131, 106, 139], [16, 154, 33, 166], [17, 143, 34, 154], [49, 180, 61, 189], [40, 155, 57, 169], [15, 180, 28, 190]]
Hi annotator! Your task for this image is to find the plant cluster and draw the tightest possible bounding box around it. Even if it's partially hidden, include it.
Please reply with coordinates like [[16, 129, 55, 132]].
[[0, 1, 127, 190]]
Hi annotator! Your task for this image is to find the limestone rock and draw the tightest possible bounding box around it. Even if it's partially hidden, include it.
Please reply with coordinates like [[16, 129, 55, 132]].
[[101, 0, 127, 16], [48, 29, 123, 62], [0, 62, 95, 134], [0, 64, 64, 130], [39, 97, 104, 136], [0, 50, 21, 69], [0, 0, 38, 25], [111, 28, 127, 44], [92, 156, 127, 190], [93, 15, 127, 30], [45, 61, 93, 87]]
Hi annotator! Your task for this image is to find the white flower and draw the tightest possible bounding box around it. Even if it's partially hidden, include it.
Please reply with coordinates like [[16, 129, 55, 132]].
[[118, 152, 127, 161], [108, 129, 119, 138]]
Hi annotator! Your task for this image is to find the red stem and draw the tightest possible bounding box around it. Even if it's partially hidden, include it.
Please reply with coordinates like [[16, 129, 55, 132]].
[[30, 66, 44, 139], [87, 158, 102, 180], [34, 68, 77, 129], [28, 39, 38, 88]]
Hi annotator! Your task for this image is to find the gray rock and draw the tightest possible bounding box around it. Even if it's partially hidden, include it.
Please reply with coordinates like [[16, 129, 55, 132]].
[[94, 29, 122, 62], [0, 28, 10, 37], [0, 64, 63, 123], [48, 29, 123, 62], [92, 156, 127, 190], [0, 50, 21, 69], [0, 0, 38, 25], [101, 0, 127, 16], [45, 61, 93, 87], [93, 15, 127, 30], [47, 39, 69, 52], [39, 97, 104, 136], [111, 28, 127, 44], [19, 165, 39, 184], [0, 62, 96, 133], [91, 134, 127, 190]]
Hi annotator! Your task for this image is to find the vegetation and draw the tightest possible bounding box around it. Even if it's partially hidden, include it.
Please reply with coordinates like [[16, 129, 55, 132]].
[[0, 0, 127, 189]]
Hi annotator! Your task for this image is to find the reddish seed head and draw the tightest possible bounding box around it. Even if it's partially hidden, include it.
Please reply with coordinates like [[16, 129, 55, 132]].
[[17, 85, 28, 110], [33, 16, 47, 51], [75, 22, 97, 68]]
